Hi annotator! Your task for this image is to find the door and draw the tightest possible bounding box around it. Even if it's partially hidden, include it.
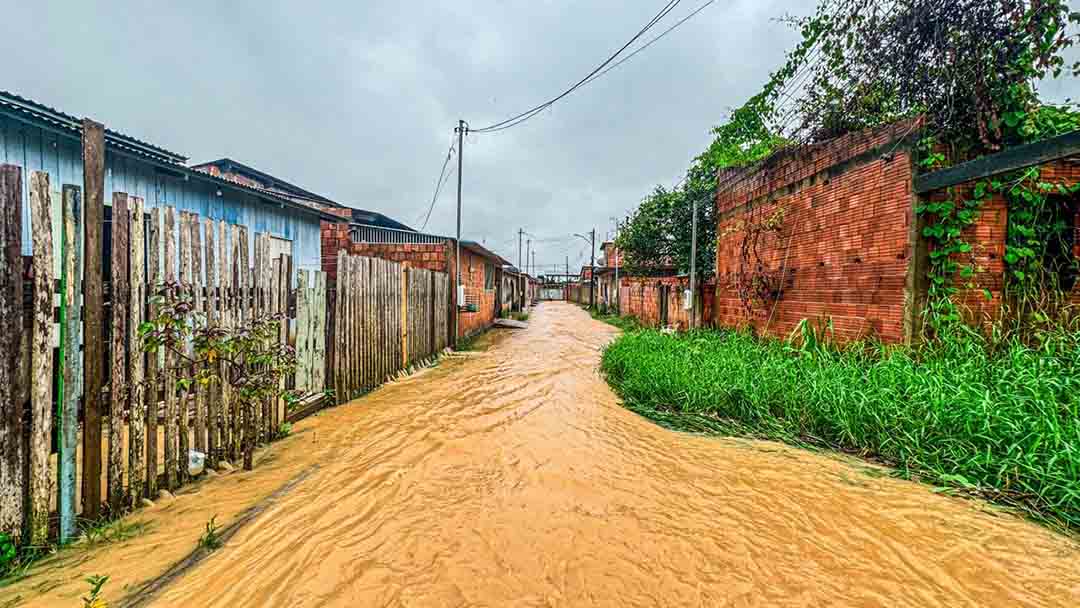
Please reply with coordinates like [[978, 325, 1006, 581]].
[[659, 284, 669, 326]]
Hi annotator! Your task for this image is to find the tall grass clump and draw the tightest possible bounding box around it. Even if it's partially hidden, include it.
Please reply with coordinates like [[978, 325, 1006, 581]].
[[600, 322, 1080, 531]]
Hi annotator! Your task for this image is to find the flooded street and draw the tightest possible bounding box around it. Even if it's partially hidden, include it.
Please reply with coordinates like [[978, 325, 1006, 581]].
[[12, 301, 1080, 607]]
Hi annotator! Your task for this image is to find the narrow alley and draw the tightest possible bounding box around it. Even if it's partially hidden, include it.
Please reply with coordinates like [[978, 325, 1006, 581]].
[[8, 302, 1079, 607]]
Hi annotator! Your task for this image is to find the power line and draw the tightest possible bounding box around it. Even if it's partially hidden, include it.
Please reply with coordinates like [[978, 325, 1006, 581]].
[[580, 0, 718, 88], [472, 0, 685, 134], [417, 136, 456, 231]]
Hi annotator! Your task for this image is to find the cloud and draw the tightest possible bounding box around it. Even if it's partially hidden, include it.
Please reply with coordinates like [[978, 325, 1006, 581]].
[[2, 0, 1077, 272]]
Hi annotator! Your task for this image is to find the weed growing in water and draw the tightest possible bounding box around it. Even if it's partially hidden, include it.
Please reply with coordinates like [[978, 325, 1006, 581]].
[[199, 516, 222, 552], [81, 575, 109, 608]]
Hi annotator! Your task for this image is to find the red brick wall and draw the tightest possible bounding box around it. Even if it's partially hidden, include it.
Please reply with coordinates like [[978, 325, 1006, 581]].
[[455, 248, 497, 338], [714, 121, 918, 343], [618, 276, 713, 330]]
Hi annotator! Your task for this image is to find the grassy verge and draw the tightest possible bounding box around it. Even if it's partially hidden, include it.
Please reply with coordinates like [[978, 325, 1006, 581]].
[[600, 324, 1080, 533], [587, 306, 644, 332]]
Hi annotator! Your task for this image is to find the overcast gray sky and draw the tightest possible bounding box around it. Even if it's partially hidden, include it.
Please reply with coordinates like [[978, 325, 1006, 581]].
[[3, 1, 1078, 274]]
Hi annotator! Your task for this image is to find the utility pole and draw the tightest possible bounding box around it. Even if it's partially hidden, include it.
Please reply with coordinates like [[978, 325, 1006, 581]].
[[526, 238, 531, 276], [518, 228, 523, 271], [454, 119, 465, 346], [689, 195, 699, 329], [611, 217, 621, 316], [532, 251, 536, 282], [589, 228, 596, 309]]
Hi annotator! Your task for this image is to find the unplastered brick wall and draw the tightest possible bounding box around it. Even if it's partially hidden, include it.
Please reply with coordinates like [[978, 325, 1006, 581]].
[[618, 276, 714, 330], [714, 120, 919, 343], [936, 157, 1080, 320], [455, 248, 497, 338]]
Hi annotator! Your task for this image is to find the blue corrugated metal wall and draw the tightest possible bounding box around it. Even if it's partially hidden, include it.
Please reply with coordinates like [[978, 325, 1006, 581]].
[[0, 114, 322, 273]]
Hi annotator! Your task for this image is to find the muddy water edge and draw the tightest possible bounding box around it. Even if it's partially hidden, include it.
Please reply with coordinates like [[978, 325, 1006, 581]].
[[6, 301, 1080, 607]]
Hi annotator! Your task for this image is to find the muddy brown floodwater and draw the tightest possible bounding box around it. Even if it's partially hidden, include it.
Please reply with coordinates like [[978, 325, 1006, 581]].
[[8, 301, 1080, 607]]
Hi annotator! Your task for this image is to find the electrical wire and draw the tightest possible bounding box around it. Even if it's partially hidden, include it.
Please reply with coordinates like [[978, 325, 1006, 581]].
[[471, 0, 684, 134], [416, 136, 456, 231]]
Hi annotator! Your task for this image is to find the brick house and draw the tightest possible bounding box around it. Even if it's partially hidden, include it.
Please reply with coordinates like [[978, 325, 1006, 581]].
[[712, 119, 1080, 344], [321, 221, 513, 340]]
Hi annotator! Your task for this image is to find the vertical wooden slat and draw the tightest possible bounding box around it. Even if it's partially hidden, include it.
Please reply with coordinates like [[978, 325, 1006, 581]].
[[0, 166, 22, 541], [191, 215, 206, 455], [233, 225, 247, 462], [296, 269, 311, 392], [28, 172, 55, 544], [229, 224, 241, 461], [350, 256, 359, 396], [177, 212, 191, 484], [203, 217, 218, 463], [267, 253, 279, 442], [216, 220, 228, 464], [108, 192, 129, 514], [313, 271, 326, 393], [146, 208, 161, 497], [275, 254, 288, 431], [401, 266, 409, 367], [127, 196, 146, 508], [239, 228, 254, 470], [82, 120, 105, 520], [163, 206, 177, 491], [58, 185, 82, 541], [334, 251, 345, 402]]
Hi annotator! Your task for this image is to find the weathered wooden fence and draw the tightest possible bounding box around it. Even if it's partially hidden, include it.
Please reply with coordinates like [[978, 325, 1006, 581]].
[[0, 165, 328, 545], [332, 252, 450, 402]]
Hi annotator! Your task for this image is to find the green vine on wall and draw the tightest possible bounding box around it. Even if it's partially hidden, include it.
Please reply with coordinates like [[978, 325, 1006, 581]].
[[916, 104, 1080, 330]]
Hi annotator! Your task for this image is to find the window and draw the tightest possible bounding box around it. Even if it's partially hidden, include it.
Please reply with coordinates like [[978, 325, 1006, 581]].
[[484, 263, 495, 291]]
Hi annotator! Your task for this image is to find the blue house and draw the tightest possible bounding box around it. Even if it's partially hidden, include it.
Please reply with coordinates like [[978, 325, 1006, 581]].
[[0, 90, 338, 272]]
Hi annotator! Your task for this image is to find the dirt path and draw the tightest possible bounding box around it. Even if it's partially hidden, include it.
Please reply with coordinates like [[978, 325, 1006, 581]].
[[8, 301, 1080, 607]]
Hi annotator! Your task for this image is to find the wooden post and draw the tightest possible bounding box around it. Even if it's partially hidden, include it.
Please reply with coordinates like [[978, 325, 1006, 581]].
[[163, 207, 177, 490], [59, 185, 82, 542], [177, 212, 192, 484], [109, 192, 129, 514], [334, 251, 345, 402], [296, 269, 311, 392], [401, 266, 409, 367], [127, 196, 146, 508], [82, 119, 106, 520], [217, 220, 230, 465], [146, 208, 161, 497], [191, 214, 206, 455], [0, 166, 22, 542], [28, 172, 55, 544], [204, 217, 218, 463], [312, 271, 326, 393]]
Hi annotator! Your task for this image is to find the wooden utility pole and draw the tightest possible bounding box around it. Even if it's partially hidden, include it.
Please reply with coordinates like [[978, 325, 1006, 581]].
[[518, 228, 523, 270], [689, 196, 699, 329], [589, 229, 596, 309], [82, 119, 105, 520], [453, 119, 465, 347]]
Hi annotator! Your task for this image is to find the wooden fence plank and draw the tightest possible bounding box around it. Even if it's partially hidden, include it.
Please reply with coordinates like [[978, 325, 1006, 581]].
[[59, 184, 82, 541], [239, 227, 254, 470], [82, 120, 105, 520], [313, 271, 326, 392], [192, 214, 206, 455], [108, 191, 129, 515], [146, 208, 161, 497], [296, 269, 311, 392], [276, 254, 288, 431], [333, 252, 344, 402], [401, 266, 409, 367], [127, 196, 146, 508], [0, 166, 22, 541], [177, 212, 192, 485], [204, 217, 218, 464], [163, 207, 177, 490], [216, 220, 229, 465], [28, 172, 55, 544], [267, 253, 279, 442], [229, 224, 242, 461]]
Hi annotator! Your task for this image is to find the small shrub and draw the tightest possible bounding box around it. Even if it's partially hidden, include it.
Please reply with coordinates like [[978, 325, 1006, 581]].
[[199, 516, 222, 552], [511, 311, 530, 322], [0, 533, 15, 577], [276, 422, 293, 439], [82, 575, 109, 608]]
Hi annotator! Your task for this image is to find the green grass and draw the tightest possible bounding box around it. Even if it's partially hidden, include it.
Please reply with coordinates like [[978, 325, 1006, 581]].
[[511, 311, 530, 322], [600, 323, 1080, 532], [588, 306, 644, 332]]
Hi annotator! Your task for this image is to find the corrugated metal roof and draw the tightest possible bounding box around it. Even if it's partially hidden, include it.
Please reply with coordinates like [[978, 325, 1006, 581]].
[[0, 90, 187, 165], [461, 241, 511, 265]]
